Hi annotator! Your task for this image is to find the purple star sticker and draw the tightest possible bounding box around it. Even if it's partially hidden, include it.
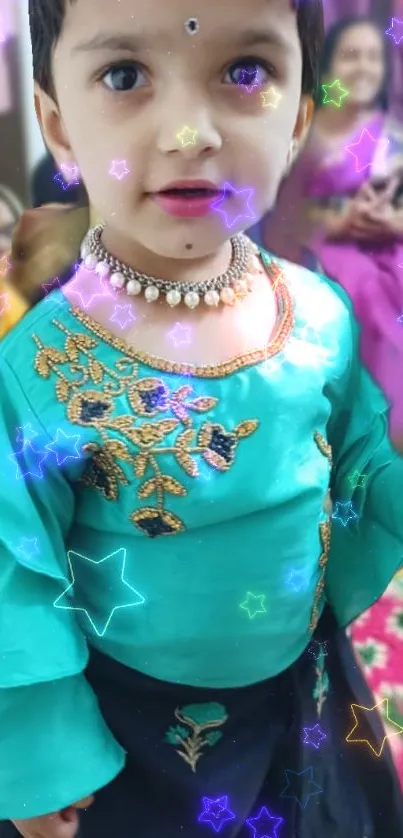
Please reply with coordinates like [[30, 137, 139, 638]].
[[110, 303, 136, 329], [246, 806, 283, 838], [109, 159, 130, 180], [302, 724, 327, 749], [345, 129, 389, 173], [168, 322, 192, 347], [385, 17, 403, 45], [67, 266, 115, 308], [198, 796, 236, 833], [210, 182, 256, 229]]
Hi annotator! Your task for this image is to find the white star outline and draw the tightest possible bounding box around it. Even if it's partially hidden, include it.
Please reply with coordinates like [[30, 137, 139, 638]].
[[53, 547, 145, 637]]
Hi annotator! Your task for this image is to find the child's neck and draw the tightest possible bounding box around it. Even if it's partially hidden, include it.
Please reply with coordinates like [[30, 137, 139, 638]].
[[100, 223, 233, 286]]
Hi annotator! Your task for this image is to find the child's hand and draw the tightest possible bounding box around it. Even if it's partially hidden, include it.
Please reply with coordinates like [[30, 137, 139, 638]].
[[11, 795, 94, 838]]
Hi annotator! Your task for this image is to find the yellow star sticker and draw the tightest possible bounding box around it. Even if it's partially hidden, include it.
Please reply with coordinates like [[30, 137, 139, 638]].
[[176, 126, 198, 147], [346, 699, 403, 757], [260, 86, 282, 108], [321, 79, 349, 108]]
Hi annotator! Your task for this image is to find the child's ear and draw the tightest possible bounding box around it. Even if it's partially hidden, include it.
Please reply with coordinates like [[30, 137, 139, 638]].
[[34, 82, 74, 169]]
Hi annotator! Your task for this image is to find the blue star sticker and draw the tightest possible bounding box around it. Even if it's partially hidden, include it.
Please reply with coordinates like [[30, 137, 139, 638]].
[[210, 183, 256, 229], [198, 796, 235, 832], [280, 767, 323, 809], [53, 548, 146, 637], [246, 806, 283, 838], [9, 441, 49, 480], [16, 537, 40, 561], [285, 568, 310, 593], [16, 423, 38, 449], [332, 500, 359, 527], [45, 429, 82, 466]]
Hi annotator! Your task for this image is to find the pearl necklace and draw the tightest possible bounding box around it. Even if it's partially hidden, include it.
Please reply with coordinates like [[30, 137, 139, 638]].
[[80, 225, 258, 309]]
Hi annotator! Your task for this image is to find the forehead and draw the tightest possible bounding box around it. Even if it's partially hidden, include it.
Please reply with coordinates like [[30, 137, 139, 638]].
[[61, 0, 300, 52], [336, 23, 383, 52]]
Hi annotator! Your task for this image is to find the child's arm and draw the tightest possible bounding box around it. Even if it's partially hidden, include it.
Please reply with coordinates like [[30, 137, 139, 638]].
[[0, 359, 125, 820], [324, 280, 403, 626]]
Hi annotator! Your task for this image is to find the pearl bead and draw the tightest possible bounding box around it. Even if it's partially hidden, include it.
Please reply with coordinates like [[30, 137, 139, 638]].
[[204, 289, 220, 307], [126, 278, 142, 296], [145, 285, 160, 302], [84, 254, 98, 270], [166, 289, 182, 307], [95, 260, 110, 278], [220, 286, 236, 305], [184, 291, 200, 309], [110, 272, 125, 289]]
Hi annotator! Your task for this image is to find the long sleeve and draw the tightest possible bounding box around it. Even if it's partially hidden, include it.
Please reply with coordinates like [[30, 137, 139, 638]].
[[0, 359, 125, 820], [324, 279, 403, 626]]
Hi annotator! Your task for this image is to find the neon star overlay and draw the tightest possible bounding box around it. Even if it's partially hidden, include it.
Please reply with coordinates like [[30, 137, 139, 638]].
[[302, 724, 327, 749], [16, 423, 38, 449], [42, 277, 64, 303], [176, 126, 198, 146], [321, 79, 349, 108], [385, 17, 403, 45], [285, 568, 310, 593], [168, 323, 192, 347], [53, 547, 146, 637], [346, 699, 403, 757], [210, 183, 256, 229], [110, 303, 136, 330], [332, 500, 359, 527], [240, 592, 266, 619], [197, 796, 236, 832], [67, 267, 115, 308], [16, 537, 40, 561], [45, 429, 82, 466], [308, 639, 328, 661], [9, 440, 49, 480], [348, 470, 368, 490], [109, 159, 130, 180], [345, 129, 389, 173], [260, 86, 282, 108], [54, 163, 80, 190], [280, 766, 323, 809], [246, 806, 283, 838]]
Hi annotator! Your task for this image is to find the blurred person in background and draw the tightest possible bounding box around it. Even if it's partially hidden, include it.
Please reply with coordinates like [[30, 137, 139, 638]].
[[264, 16, 403, 440]]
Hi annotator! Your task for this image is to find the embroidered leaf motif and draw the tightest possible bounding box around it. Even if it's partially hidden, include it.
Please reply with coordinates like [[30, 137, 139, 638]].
[[35, 352, 51, 378], [171, 403, 191, 424], [128, 425, 168, 446], [177, 429, 194, 448], [154, 419, 180, 436], [104, 440, 132, 461], [56, 378, 71, 402], [179, 703, 228, 726], [235, 419, 259, 438], [110, 416, 135, 434], [187, 397, 219, 413], [162, 475, 187, 496], [65, 336, 79, 362], [203, 449, 230, 471], [176, 451, 199, 478], [89, 358, 104, 384], [138, 478, 157, 498], [165, 725, 190, 744], [131, 507, 185, 536], [74, 334, 98, 350], [164, 702, 228, 773], [174, 385, 193, 401], [205, 731, 223, 746], [134, 453, 149, 477]]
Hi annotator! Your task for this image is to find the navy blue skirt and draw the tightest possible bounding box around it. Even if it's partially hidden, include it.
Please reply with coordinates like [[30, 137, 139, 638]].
[[2, 609, 403, 837]]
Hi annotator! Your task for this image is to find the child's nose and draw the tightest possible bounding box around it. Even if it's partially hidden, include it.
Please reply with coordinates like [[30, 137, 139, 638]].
[[155, 99, 223, 157]]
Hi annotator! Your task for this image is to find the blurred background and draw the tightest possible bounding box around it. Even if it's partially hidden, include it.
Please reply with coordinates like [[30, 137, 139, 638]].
[[0, 0, 403, 786]]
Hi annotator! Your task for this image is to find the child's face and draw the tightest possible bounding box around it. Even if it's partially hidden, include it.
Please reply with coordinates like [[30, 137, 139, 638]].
[[37, 0, 312, 260]]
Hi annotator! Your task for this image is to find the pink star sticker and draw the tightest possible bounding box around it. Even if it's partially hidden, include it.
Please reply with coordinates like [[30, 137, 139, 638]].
[[110, 303, 136, 329], [109, 160, 130, 180], [211, 182, 256, 229], [67, 266, 115, 308], [168, 322, 192, 347], [385, 17, 403, 45], [345, 129, 389, 173], [60, 163, 80, 184]]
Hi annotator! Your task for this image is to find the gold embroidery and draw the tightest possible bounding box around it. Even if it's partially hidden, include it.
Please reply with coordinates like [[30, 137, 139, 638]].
[[32, 327, 259, 537], [67, 256, 294, 379], [310, 432, 333, 632]]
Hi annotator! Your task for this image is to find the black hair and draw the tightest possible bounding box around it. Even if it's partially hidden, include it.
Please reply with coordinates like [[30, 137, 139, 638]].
[[316, 16, 390, 110], [29, 0, 324, 100]]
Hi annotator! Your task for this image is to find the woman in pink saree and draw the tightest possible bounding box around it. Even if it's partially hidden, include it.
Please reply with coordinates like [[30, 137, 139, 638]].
[[265, 17, 403, 441]]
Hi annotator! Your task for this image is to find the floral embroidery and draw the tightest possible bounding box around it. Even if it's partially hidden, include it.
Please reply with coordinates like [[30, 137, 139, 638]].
[[164, 702, 228, 772], [32, 325, 258, 536], [312, 642, 329, 717], [309, 432, 333, 632]]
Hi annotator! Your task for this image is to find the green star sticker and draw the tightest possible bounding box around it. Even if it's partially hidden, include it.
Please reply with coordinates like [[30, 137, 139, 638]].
[[348, 470, 368, 489], [321, 79, 349, 108], [240, 592, 267, 619]]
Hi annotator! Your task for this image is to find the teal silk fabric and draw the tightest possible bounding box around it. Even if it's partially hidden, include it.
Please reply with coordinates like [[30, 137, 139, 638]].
[[0, 252, 402, 818]]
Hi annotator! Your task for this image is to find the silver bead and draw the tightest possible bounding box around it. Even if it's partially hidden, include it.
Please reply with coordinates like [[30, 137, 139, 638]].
[[84, 254, 98, 270], [145, 285, 160, 302], [126, 278, 142, 296], [204, 289, 220, 307], [95, 260, 110, 278], [184, 291, 200, 309], [110, 272, 125, 289], [166, 288, 182, 307]]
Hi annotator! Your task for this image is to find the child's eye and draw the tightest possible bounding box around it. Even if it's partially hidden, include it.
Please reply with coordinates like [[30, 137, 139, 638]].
[[100, 62, 148, 92], [223, 59, 274, 88]]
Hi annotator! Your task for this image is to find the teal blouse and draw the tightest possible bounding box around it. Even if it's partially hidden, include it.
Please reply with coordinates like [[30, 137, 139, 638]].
[[0, 252, 402, 819]]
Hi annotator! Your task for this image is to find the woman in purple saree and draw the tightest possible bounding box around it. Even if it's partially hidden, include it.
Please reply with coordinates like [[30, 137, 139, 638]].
[[265, 17, 403, 441]]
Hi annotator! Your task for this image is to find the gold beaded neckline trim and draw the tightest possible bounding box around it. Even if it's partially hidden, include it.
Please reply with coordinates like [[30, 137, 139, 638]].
[[66, 253, 294, 379]]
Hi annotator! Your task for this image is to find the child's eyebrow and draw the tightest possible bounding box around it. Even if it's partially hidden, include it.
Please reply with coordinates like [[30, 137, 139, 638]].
[[71, 27, 291, 56]]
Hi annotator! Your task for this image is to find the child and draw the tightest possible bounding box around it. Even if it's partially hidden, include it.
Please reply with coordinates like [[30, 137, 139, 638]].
[[0, 1, 402, 837]]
